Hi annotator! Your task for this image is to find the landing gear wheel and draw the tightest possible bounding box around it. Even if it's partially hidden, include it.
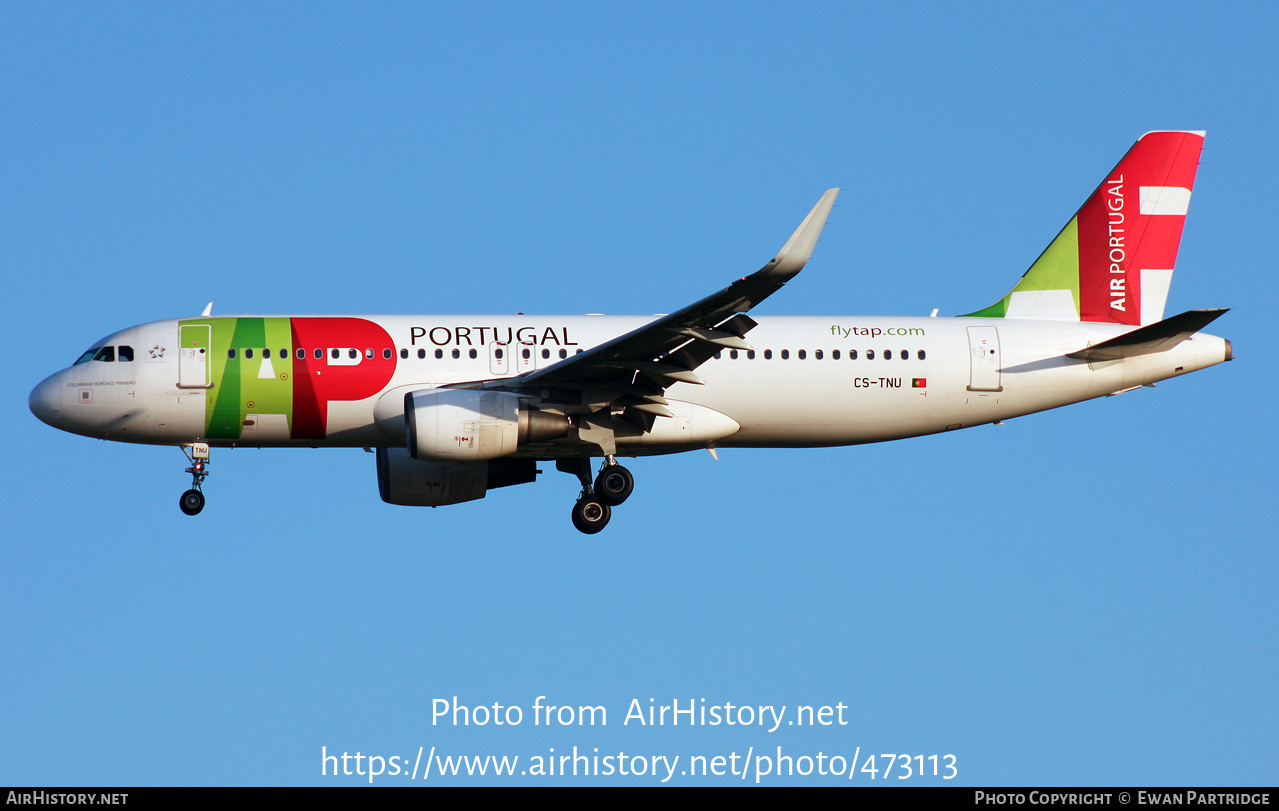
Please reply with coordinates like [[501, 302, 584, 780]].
[[179, 489, 205, 516], [594, 464, 634, 506], [571, 496, 611, 534]]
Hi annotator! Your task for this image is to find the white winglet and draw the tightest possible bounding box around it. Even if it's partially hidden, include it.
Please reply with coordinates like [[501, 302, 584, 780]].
[[200, 302, 213, 317], [766, 188, 840, 278]]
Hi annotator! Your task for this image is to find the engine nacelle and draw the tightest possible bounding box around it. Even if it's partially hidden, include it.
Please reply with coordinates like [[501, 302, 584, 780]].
[[405, 389, 568, 462], [376, 447, 537, 506]]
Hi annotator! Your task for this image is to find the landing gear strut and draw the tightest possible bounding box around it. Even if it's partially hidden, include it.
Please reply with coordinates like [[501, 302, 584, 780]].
[[179, 443, 210, 516], [557, 456, 635, 534]]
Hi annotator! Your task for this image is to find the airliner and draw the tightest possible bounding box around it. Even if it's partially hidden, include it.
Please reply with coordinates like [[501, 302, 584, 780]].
[[29, 131, 1231, 533]]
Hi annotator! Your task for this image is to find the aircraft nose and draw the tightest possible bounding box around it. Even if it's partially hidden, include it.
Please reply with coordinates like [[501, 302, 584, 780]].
[[29, 374, 63, 427]]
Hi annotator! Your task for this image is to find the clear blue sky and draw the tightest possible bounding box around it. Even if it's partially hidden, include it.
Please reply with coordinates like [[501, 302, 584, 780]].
[[2, 2, 1275, 786]]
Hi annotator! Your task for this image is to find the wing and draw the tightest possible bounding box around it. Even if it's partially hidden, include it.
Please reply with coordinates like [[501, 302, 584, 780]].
[[483, 189, 840, 453]]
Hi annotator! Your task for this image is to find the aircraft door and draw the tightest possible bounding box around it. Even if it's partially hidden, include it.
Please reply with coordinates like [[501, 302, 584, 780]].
[[178, 324, 211, 388], [966, 326, 1003, 392]]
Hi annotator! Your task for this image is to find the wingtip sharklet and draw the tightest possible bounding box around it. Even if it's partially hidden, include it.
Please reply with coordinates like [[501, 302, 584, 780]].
[[767, 188, 840, 277]]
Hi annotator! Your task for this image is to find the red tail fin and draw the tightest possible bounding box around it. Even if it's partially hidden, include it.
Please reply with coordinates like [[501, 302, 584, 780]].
[[966, 131, 1204, 325]]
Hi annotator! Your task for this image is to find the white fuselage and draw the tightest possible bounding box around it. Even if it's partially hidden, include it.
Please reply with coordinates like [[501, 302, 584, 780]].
[[29, 314, 1232, 453]]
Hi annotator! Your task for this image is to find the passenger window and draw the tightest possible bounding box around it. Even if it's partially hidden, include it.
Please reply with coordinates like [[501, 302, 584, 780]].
[[227, 348, 236, 360], [559, 349, 567, 359], [522, 348, 531, 359], [451, 349, 460, 359], [297, 349, 305, 359], [434, 349, 443, 359], [262, 348, 270, 359], [832, 350, 840, 360], [331, 349, 340, 360], [541, 348, 550, 359], [418, 349, 426, 359], [884, 350, 892, 360], [730, 350, 738, 359], [814, 349, 822, 360], [747, 350, 756, 360], [315, 348, 323, 359], [281, 348, 287, 359], [365, 348, 374, 359], [349, 349, 358, 360], [901, 349, 908, 359], [385, 349, 393, 360], [867, 350, 874, 360], [764, 349, 773, 359], [399, 348, 407, 359], [781, 349, 790, 359], [495, 348, 504, 359], [575, 349, 583, 354], [799, 349, 807, 360], [117, 345, 134, 362], [469, 349, 477, 359], [918, 350, 926, 360]]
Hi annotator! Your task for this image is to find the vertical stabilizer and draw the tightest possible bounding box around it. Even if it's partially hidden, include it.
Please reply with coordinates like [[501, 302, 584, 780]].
[[966, 131, 1204, 325]]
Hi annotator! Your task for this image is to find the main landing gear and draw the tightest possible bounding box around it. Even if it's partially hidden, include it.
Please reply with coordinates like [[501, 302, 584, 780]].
[[559, 456, 635, 534], [179, 443, 210, 516]]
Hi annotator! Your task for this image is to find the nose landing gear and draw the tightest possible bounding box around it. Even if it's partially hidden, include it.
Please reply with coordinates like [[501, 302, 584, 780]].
[[179, 443, 210, 516], [558, 456, 635, 534]]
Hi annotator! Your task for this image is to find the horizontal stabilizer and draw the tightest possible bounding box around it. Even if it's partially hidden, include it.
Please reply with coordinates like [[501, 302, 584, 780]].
[[1067, 308, 1228, 361]]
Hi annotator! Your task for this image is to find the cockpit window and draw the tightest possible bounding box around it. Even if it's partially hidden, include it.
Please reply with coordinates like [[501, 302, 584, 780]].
[[74, 341, 132, 364]]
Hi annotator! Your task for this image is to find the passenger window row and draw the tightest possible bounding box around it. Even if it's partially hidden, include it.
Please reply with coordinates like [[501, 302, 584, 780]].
[[395, 346, 586, 361], [221, 346, 589, 362], [717, 349, 927, 361], [218, 344, 925, 364], [226, 347, 396, 360]]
